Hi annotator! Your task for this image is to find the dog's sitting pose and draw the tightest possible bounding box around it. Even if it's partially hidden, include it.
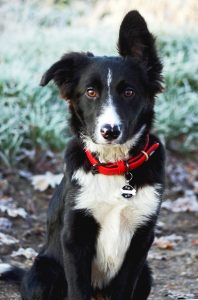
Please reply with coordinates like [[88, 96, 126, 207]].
[[0, 10, 165, 300]]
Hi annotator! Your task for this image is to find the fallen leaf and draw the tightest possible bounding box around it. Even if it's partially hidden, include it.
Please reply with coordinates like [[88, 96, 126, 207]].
[[193, 181, 198, 194], [154, 234, 183, 250], [165, 234, 184, 242], [192, 239, 198, 247], [0, 198, 28, 219], [11, 247, 38, 259], [0, 217, 12, 231], [154, 238, 174, 250], [31, 172, 63, 191], [18, 169, 33, 180], [165, 290, 195, 299], [157, 221, 165, 229], [148, 252, 167, 261], [16, 148, 35, 162], [0, 232, 19, 246], [0, 232, 19, 255], [162, 190, 198, 213]]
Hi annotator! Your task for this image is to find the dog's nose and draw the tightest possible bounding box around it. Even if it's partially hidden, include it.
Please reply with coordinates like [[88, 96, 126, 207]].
[[100, 124, 121, 141]]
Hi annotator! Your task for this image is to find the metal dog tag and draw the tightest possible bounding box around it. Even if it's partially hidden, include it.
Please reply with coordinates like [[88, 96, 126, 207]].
[[121, 172, 136, 199], [121, 185, 136, 199]]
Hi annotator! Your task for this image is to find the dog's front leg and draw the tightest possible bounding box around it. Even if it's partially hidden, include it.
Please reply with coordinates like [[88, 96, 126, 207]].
[[62, 209, 98, 300], [111, 224, 155, 300]]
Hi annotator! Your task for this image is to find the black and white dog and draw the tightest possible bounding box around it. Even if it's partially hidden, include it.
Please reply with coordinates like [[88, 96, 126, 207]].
[[0, 10, 165, 300]]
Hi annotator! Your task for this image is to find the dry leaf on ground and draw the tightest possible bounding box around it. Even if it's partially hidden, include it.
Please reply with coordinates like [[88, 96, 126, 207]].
[[191, 239, 198, 247], [165, 290, 195, 299], [11, 247, 38, 260], [31, 172, 63, 191], [0, 217, 12, 231], [154, 234, 183, 250], [0, 232, 19, 246], [0, 198, 27, 219], [162, 190, 198, 213], [0, 232, 19, 254]]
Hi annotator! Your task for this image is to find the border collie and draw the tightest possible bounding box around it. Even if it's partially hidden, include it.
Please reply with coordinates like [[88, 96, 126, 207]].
[[0, 10, 165, 300]]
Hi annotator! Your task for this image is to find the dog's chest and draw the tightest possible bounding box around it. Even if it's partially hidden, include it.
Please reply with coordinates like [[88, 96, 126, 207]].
[[73, 169, 159, 288]]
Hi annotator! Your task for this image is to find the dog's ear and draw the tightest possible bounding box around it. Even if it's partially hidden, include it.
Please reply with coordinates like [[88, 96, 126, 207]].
[[40, 52, 93, 99], [118, 11, 163, 94]]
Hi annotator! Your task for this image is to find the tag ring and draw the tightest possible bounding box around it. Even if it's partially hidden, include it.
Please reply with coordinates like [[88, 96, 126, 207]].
[[141, 150, 149, 161], [125, 171, 133, 182]]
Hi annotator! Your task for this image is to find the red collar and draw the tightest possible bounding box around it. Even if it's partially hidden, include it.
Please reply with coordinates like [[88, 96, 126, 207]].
[[85, 136, 160, 176]]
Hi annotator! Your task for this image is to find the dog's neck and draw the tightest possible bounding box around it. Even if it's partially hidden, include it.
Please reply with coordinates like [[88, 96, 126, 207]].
[[83, 140, 132, 163], [82, 128, 148, 163]]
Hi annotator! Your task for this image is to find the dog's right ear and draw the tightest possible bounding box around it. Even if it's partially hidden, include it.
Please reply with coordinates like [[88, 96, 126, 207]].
[[118, 11, 163, 96], [40, 52, 93, 99]]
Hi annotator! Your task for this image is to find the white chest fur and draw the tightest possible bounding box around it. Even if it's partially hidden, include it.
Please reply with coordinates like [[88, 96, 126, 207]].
[[72, 169, 160, 288]]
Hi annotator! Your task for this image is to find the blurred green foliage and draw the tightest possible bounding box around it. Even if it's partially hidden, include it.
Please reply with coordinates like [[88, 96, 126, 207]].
[[0, 2, 197, 166], [156, 36, 198, 151]]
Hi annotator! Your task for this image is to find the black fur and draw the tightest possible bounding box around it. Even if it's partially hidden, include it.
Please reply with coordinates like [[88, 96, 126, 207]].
[[0, 11, 165, 300]]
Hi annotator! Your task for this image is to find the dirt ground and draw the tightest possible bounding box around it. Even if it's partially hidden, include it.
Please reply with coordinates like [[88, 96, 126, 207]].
[[0, 153, 198, 300]]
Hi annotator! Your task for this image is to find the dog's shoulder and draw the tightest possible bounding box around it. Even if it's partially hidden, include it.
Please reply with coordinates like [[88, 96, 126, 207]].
[[46, 138, 87, 226], [47, 177, 66, 226], [64, 137, 90, 177]]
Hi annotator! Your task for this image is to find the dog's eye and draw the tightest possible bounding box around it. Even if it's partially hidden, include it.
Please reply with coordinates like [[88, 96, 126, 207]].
[[124, 89, 135, 98], [86, 88, 97, 98]]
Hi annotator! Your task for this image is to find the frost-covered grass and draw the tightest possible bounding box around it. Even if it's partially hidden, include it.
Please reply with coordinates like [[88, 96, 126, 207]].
[[156, 36, 198, 151], [0, 1, 198, 166]]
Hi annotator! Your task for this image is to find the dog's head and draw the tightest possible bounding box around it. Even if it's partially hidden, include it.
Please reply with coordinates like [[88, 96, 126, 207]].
[[41, 11, 162, 151]]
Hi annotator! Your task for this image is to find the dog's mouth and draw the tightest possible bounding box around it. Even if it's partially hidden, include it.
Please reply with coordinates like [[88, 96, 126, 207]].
[[92, 133, 125, 147], [99, 138, 123, 146]]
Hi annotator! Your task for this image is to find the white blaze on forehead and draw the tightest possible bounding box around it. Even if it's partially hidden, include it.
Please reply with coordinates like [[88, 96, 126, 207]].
[[107, 68, 112, 104], [94, 68, 122, 143], [98, 105, 121, 128]]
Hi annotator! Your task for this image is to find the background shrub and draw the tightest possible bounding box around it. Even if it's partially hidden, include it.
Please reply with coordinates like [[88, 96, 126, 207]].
[[0, 1, 197, 166]]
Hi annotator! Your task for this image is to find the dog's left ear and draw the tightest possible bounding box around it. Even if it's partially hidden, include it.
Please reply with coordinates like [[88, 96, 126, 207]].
[[118, 10, 163, 95]]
